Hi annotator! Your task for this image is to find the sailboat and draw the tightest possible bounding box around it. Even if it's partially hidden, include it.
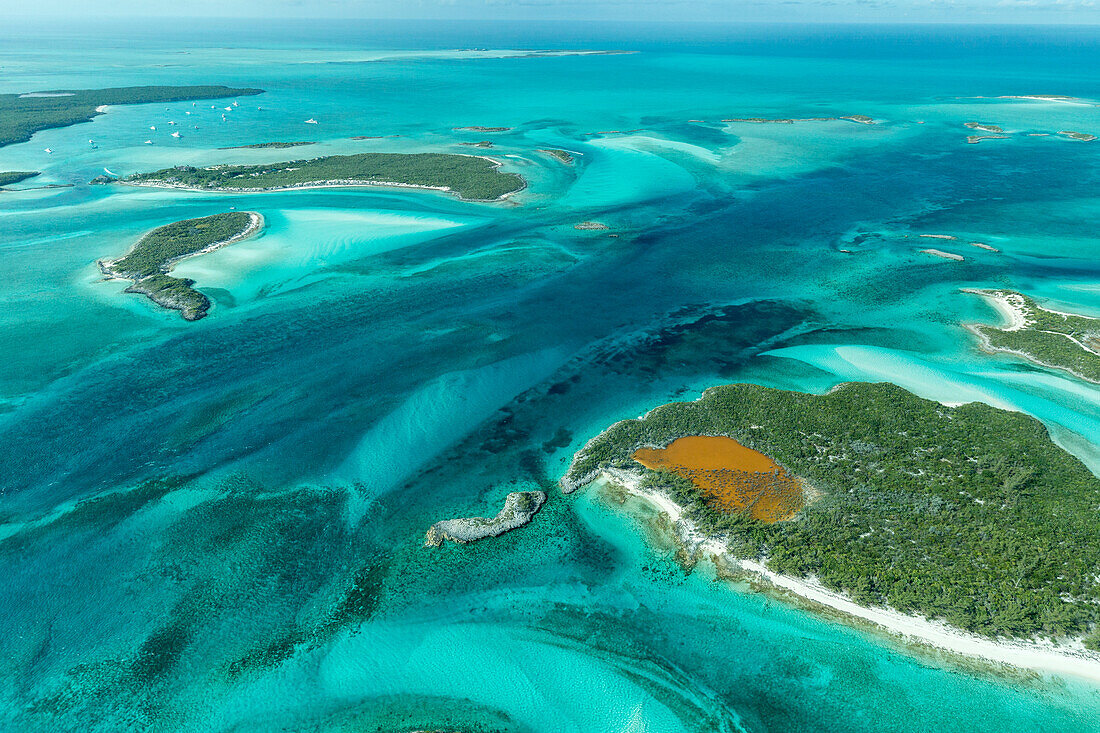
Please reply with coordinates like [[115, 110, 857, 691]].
[[171, 131, 181, 138], [150, 126, 156, 131], [44, 148, 53, 154], [305, 118, 318, 124], [144, 140, 153, 144]]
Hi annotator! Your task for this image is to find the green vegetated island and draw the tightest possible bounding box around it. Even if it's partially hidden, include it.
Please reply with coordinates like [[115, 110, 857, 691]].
[[0, 171, 40, 188], [108, 152, 525, 201], [100, 211, 262, 321], [563, 381, 1100, 648], [965, 289, 1100, 383], [538, 148, 575, 164], [0, 86, 263, 147]]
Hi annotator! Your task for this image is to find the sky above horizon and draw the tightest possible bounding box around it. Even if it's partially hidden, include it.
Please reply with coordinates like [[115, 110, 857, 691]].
[[3, 0, 1100, 24]]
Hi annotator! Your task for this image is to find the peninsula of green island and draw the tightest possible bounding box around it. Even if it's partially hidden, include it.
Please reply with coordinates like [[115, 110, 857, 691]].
[[0, 86, 263, 148], [0, 171, 40, 188], [111, 152, 525, 201], [99, 211, 263, 321], [965, 288, 1100, 383], [563, 381, 1100, 656]]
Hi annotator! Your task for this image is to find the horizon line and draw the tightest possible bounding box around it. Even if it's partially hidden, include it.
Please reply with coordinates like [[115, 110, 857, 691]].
[[4, 16, 1100, 27]]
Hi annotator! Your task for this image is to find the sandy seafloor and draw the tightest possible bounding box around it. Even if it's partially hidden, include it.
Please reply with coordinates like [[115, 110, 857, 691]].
[[1, 19, 1100, 732]]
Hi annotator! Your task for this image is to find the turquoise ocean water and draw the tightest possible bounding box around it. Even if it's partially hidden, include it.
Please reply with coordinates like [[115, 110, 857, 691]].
[[2, 20, 1100, 731]]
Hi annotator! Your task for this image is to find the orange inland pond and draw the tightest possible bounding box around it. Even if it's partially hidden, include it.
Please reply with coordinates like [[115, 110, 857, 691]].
[[633, 435, 804, 523]]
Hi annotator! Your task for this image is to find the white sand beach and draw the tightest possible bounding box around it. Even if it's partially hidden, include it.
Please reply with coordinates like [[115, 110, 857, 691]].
[[962, 288, 1027, 330], [596, 468, 1100, 684]]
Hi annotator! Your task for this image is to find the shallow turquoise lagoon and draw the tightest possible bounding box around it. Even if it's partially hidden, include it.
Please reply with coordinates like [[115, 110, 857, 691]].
[[1, 20, 1099, 732]]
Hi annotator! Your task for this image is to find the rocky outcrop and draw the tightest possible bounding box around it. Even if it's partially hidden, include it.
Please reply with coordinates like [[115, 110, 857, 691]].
[[424, 491, 546, 547]]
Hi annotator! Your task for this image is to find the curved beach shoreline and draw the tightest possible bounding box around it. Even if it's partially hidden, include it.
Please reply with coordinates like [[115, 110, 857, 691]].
[[962, 288, 1100, 384], [594, 467, 1100, 684], [99, 212, 264, 320], [100, 211, 264, 279], [117, 176, 524, 203], [112, 153, 525, 202]]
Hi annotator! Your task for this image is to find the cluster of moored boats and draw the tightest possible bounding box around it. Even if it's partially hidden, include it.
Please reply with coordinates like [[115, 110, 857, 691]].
[[42, 98, 316, 154]]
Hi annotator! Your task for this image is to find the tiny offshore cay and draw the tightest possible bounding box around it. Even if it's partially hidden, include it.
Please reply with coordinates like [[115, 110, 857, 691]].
[[919, 248, 964, 261], [964, 288, 1100, 383], [964, 122, 1004, 133], [562, 381, 1100, 680], [99, 211, 263, 321], [453, 125, 512, 132], [538, 148, 574, 164], [424, 491, 546, 547], [100, 152, 525, 202], [722, 114, 875, 125], [218, 141, 316, 150], [996, 94, 1081, 101]]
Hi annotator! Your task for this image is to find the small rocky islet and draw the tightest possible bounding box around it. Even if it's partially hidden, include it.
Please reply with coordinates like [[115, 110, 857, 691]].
[[424, 491, 546, 547]]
